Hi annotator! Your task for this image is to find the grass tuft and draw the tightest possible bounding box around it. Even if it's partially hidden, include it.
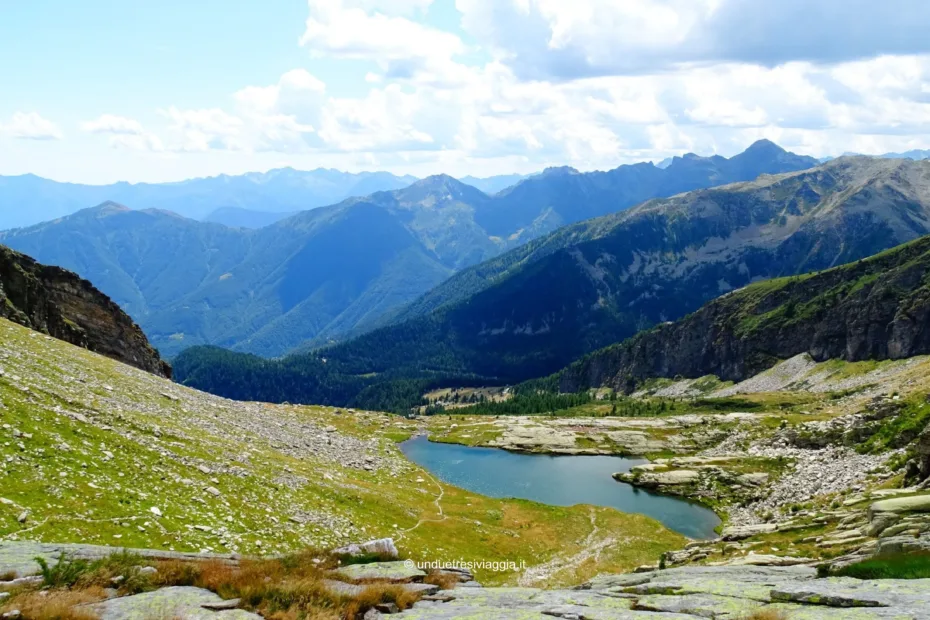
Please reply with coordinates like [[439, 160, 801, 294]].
[[833, 551, 930, 580], [35, 554, 91, 589], [740, 610, 789, 620], [423, 570, 460, 591]]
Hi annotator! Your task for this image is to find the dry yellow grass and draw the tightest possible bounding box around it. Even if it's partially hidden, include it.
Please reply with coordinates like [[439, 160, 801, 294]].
[[423, 570, 460, 591], [1, 587, 106, 620], [2, 550, 426, 620], [342, 583, 420, 619], [742, 609, 789, 620]]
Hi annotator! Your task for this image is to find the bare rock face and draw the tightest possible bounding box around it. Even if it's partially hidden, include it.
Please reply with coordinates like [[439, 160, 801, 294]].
[[0, 245, 170, 378]]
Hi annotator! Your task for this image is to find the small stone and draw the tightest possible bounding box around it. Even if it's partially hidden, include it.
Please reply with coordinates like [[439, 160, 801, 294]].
[[2, 610, 21, 619], [16, 511, 27, 523], [150, 507, 162, 517], [374, 602, 399, 614], [205, 486, 221, 497], [201, 598, 241, 611], [138, 567, 158, 576]]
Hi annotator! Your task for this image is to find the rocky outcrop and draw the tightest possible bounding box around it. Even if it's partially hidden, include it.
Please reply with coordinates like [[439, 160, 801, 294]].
[[560, 234, 930, 393], [90, 586, 259, 619], [0, 245, 170, 377], [398, 565, 930, 618], [0, 541, 237, 579]]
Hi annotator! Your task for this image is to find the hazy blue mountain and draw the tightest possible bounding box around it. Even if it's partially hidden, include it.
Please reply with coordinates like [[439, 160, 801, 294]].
[[882, 149, 930, 160], [820, 149, 930, 163], [654, 158, 674, 169], [459, 174, 528, 194], [203, 207, 296, 229], [0, 168, 418, 229], [0, 199, 454, 358]]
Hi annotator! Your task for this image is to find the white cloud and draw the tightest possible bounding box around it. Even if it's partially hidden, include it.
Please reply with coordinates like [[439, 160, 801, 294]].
[[81, 114, 165, 151], [82, 114, 146, 136], [2, 112, 63, 141], [299, 0, 465, 84], [158, 106, 245, 152], [456, 0, 930, 79], [108, 133, 166, 152], [319, 84, 436, 151]]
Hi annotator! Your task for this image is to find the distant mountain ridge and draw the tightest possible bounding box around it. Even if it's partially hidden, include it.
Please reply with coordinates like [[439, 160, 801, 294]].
[[3, 141, 820, 357], [0, 168, 544, 230], [0, 168, 419, 229], [0, 244, 170, 377]]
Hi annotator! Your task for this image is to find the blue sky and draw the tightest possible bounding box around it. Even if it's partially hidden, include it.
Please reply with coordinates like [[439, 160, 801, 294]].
[[3, 0, 930, 183]]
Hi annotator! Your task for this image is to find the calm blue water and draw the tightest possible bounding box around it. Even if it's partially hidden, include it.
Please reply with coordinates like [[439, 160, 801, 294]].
[[399, 435, 720, 539]]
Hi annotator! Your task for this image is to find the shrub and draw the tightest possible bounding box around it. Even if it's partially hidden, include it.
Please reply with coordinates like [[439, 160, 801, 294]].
[[35, 554, 91, 588]]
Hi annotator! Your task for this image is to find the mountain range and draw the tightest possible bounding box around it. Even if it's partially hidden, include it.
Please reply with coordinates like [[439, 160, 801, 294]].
[[0, 168, 540, 232], [172, 154, 930, 412], [0, 168, 419, 230], [1, 140, 818, 358]]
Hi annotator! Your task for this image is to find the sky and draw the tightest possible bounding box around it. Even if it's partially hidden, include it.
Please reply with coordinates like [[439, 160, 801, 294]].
[[3, 0, 930, 184]]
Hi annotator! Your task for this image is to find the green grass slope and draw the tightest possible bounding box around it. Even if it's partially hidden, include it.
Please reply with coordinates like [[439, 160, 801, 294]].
[[0, 318, 684, 586]]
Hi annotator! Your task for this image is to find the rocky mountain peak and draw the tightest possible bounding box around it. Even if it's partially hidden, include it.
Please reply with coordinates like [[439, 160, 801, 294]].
[[91, 201, 132, 215], [743, 138, 785, 155], [399, 174, 489, 204]]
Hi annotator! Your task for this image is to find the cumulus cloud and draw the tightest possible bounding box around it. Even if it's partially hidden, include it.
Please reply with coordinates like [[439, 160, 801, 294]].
[[300, 0, 466, 84], [81, 114, 165, 151], [2, 112, 63, 141], [82, 114, 146, 136], [158, 107, 245, 152], [456, 0, 930, 79]]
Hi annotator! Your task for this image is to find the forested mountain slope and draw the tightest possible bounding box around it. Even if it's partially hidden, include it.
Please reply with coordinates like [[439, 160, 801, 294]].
[[175, 156, 930, 411], [0, 200, 454, 358], [556, 234, 930, 393]]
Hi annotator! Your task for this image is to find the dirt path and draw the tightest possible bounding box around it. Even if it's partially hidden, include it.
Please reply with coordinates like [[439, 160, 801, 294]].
[[396, 472, 447, 540], [517, 508, 617, 586]]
